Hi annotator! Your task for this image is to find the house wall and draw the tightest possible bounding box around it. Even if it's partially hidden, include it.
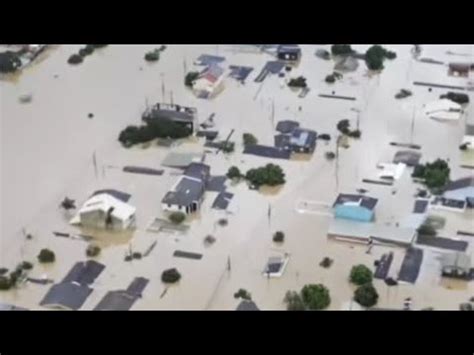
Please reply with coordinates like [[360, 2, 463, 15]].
[[334, 205, 374, 222], [80, 210, 134, 230]]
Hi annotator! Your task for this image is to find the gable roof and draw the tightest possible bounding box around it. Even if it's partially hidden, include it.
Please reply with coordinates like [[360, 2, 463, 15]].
[[333, 194, 378, 210], [62, 260, 106, 286], [198, 64, 224, 83], [94, 277, 149, 311], [40, 282, 93, 310], [79, 193, 136, 221], [276, 120, 300, 134], [184, 162, 210, 181], [290, 128, 317, 148], [162, 176, 205, 206]]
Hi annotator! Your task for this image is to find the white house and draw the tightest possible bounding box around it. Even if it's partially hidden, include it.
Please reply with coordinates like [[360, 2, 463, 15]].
[[193, 64, 225, 99], [70, 193, 136, 230]]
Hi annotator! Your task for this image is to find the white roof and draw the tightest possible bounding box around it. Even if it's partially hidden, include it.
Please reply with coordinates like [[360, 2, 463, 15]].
[[73, 193, 136, 223], [376, 162, 406, 180], [423, 99, 463, 121]]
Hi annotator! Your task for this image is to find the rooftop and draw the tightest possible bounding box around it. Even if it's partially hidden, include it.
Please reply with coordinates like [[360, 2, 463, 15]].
[[290, 128, 317, 148], [236, 300, 260, 311], [40, 282, 93, 310], [162, 176, 205, 206], [333, 194, 378, 210], [444, 177, 474, 191], [441, 253, 472, 270], [76, 193, 136, 222]]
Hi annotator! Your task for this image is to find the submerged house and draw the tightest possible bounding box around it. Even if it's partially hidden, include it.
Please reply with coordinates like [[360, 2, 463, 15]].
[[286, 128, 317, 153], [40, 260, 105, 310], [162, 162, 211, 214], [142, 103, 197, 132], [333, 194, 378, 222], [236, 300, 260, 311], [193, 64, 225, 99], [70, 193, 136, 230], [441, 252, 472, 279], [277, 45, 302, 63], [443, 177, 474, 208]]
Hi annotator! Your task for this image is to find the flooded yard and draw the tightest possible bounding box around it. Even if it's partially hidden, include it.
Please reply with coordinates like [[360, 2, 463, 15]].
[[1, 45, 473, 310]]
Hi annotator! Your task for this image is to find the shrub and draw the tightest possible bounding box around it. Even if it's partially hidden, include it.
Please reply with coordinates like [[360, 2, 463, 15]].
[[227, 166, 241, 180], [284, 291, 306, 310], [144, 50, 160, 62], [124, 255, 133, 262], [161, 268, 181, 283], [78, 48, 89, 57], [185, 71, 199, 87], [350, 265, 373, 285], [288, 76, 307, 88], [243, 133, 258, 146], [354, 283, 379, 307], [67, 54, 83, 65], [325, 74, 336, 84], [234, 288, 252, 300], [0, 276, 12, 291], [86, 244, 101, 258], [0, 268, 8, 276], [217, 218, 228, 227], [90, 44, 108, 49], [337, 119, 351, 135], [330, 45, 353, 56], [20, 261, 33, 271], [320, 257, 333, 268], [37, 249, 55, 263], [349, 129, 362, 139], [301, 284, 331, 310], [84, 45, 95, 54], [132, 252, 142, 260], [169, 212, 186, 225], [417, 224, 437, 237], [221, 141, 235, 153], [459, 303, 472, 311], [273, 231, 285, 243], [318, 134, 331, 141], [325, 152, 336, 161]]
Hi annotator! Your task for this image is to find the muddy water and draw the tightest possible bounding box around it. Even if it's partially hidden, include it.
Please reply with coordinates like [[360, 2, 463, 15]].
[[1, 45, 473, 310]]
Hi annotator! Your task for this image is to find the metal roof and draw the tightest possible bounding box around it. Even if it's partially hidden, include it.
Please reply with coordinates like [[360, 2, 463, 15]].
[[444, 177, 474, 191], [184, 162, 210, 181], [40, 282, 93, 310], [62, 260, 106, 286], [441, 253, 471, 270], [236, 300, 260, 311], [94, 277, 149, 311]]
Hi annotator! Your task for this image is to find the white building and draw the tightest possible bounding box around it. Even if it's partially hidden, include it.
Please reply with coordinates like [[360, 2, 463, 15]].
[[70, 193, 136, 230], [193, 64, 225, 99], [422, 99, 463, 121]]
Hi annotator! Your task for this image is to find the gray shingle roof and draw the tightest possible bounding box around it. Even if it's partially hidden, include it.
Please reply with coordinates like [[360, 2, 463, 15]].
[[276, 120, 300, 134], [162, 176, 205, 206], [290, 128, 317, 148], [94, 277, 149, 311], [184, 163, 210, 181]]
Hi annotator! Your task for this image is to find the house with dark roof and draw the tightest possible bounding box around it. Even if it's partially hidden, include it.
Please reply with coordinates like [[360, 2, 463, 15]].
[[443, 177, 474, 207], [236, 300, 260, 311], [142, 103, 197, 132], [40, 260, 105, 311], [333, 194, 378, 222], [94, 277, 149, 311], [162, 162, 211, 214], [277, 45, 302, 63], [287, 128, 317, 153]]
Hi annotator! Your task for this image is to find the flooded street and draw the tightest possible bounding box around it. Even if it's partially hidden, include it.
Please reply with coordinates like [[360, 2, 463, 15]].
[[1, 45, 473, 310]]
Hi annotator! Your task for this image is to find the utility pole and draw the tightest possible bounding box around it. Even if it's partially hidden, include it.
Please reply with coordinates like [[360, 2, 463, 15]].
[[410, 105, 416, 144], [170, 90, 174, 106], [161, 73, 165, 102], [93, 151, 98, 179]]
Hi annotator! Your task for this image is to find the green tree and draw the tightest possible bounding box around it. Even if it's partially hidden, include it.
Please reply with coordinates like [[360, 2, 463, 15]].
[[37, 249, 55, 263], [243, 133, 258, 146], [169, 212, 186, 225], [284, 291, 306, 310], [288, 76, 307, 88], [301, 284, 331, 310], [417, 224, 437, 237], [245, 164, 286, 188], [185, 71, 199, 87], [234, 288, 252, 300], [330, 45, 353, 56], [227, 166, 241, 180], [350, 265, 373, 286], [0, 276, 12, 291], [161, 268, 181, 283], [354, 283, 379, 307], [325, 74, 336, 83]]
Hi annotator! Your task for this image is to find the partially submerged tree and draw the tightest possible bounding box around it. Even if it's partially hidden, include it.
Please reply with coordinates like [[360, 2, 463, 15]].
[[169, 212, 186, 225], [284, 291, 306, 311], [350, 265, 373, 286], [412, 159, 450, 193], [86, 244, 101, 258], [185, 71, 199, 87], [161, 268, 181, 284], [37, 249, 55, 263], [234, 288, 252, 301], [365, 45, 397, 71], [354, 283, 379, 308], [245, 164, 286, 188], [288, 76, 307, 88], [301, 284, 331, 310], [243, 133, 258, 146], [417, 224, 437, 237], [273, 231, 285, 243], [320, 257, 334, 268], [330, 45, 354, 56], [226, 166, 242, 180], [67, 54, 83, 65]]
